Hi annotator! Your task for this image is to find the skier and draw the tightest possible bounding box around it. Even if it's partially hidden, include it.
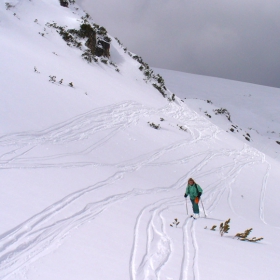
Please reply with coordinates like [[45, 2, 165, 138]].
[[184, 178, 203, 218]]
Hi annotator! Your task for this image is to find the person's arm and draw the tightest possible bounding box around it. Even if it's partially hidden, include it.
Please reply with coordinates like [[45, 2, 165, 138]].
[[184, 186, 189, 197], [196, 184, 203, 197]]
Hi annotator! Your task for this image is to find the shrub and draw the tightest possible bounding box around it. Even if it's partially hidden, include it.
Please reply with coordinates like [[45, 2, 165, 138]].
[[170, 218, 180, 228], [34, 67, 40, 73], [177, 125, 187, 132], [210, 225, 217, 231], [5, 2, 14, 10], [148, 122, 160, 129], [235, 228, 263, 242], [49, 75, 56, 83], [77, 23, 95, 38], [97, 26, 107, 35], [152, 84, 167, 98], [220, 219, 230, 236], [168, 94, 175, 102], [214, 108, 231, 121], [82, 50, 97, 62], [101, 58, 108, 64]]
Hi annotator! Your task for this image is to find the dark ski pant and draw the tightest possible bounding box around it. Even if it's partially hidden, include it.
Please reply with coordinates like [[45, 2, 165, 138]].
[[190, 199, 199, 214]]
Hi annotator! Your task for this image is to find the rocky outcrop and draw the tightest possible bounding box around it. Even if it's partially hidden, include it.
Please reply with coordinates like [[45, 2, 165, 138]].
[[85, 31, 97, 55], [59, 0, 69, 7], [82, 24, 110, 57], [95, 39, 110, 58]]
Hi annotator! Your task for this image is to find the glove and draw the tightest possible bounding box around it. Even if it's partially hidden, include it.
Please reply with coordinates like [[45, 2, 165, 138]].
[[184, 194, 187, 198], [198, 192, 202, 198], [195, 197, 199, 204]]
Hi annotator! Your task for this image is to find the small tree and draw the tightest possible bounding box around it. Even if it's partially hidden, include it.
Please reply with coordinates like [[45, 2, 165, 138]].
[[220, 219, 230, 236]]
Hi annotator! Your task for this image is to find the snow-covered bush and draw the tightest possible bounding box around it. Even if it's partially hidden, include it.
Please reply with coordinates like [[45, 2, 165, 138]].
[[34, 67, 40, 73], [5, 2, 14, 10], [49, 75, 56, 83], [148, 122, 160, 130], [168, 93, 176, 102], [132, 55, 168, 98], [101, 58, 108, 64], [177, 125, 187, 132], [214, 108, 231, 121], [82, 49, 98, 63]]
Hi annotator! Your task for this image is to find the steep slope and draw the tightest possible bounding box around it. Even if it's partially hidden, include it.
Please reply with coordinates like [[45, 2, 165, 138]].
[[1, 0, 169, 133], [1, 1, 280, 280]]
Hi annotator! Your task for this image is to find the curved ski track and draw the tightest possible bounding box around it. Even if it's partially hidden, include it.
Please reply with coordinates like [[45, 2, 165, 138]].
[[0, 100, 271, 279]]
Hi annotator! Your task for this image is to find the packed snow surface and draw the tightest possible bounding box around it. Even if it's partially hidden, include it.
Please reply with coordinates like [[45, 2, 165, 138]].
[[0, 1, 280, 279]]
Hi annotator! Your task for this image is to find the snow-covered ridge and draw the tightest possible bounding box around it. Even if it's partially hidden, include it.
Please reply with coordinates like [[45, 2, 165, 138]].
[[1, 1, 280, 279], [156, 68, 280, 161]]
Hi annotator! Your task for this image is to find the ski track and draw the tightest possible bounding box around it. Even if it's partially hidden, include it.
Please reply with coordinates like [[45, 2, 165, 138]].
[[179, 217, 199, 280], [0, 100, 272, 279], [130, 197, 179, 280]]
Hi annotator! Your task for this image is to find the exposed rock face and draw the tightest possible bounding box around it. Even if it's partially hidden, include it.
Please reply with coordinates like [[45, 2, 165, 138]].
[[50, 14, 111, 58], [96, 39, 110, 58], [85, 31, 97, 55], [80, 24, 110, 57], [59, 0, 69, 7]]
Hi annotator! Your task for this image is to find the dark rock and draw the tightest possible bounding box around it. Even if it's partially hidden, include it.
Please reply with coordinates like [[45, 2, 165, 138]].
[[85, 32, 96, 55], [59, 0, 69, 7], [98, 39, 110, 57]]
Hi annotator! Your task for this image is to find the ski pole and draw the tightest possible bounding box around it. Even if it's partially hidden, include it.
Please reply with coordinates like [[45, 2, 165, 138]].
[[200, 197, 207, 217], [185, 198, 188, 215]]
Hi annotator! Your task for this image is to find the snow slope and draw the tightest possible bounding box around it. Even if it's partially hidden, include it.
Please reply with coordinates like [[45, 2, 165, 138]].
[[1, 1, 280, 279], [155, 68, 280, 161]]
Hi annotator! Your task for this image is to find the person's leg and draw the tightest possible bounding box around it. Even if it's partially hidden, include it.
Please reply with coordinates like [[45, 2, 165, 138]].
[[191, 199, 199, 214]]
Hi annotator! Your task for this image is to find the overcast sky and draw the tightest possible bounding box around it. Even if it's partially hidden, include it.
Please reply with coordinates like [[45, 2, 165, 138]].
[[78, 0, 280, 88]]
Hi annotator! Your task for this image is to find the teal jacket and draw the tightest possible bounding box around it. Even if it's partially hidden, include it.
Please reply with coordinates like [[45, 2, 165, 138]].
[[185, 184, 203, 200]]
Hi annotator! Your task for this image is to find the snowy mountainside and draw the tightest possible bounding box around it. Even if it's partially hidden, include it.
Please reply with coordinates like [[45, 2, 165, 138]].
[[155, 68, 280, 161], [1, 0, 169, 133], [1, 1, 280, 280]]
